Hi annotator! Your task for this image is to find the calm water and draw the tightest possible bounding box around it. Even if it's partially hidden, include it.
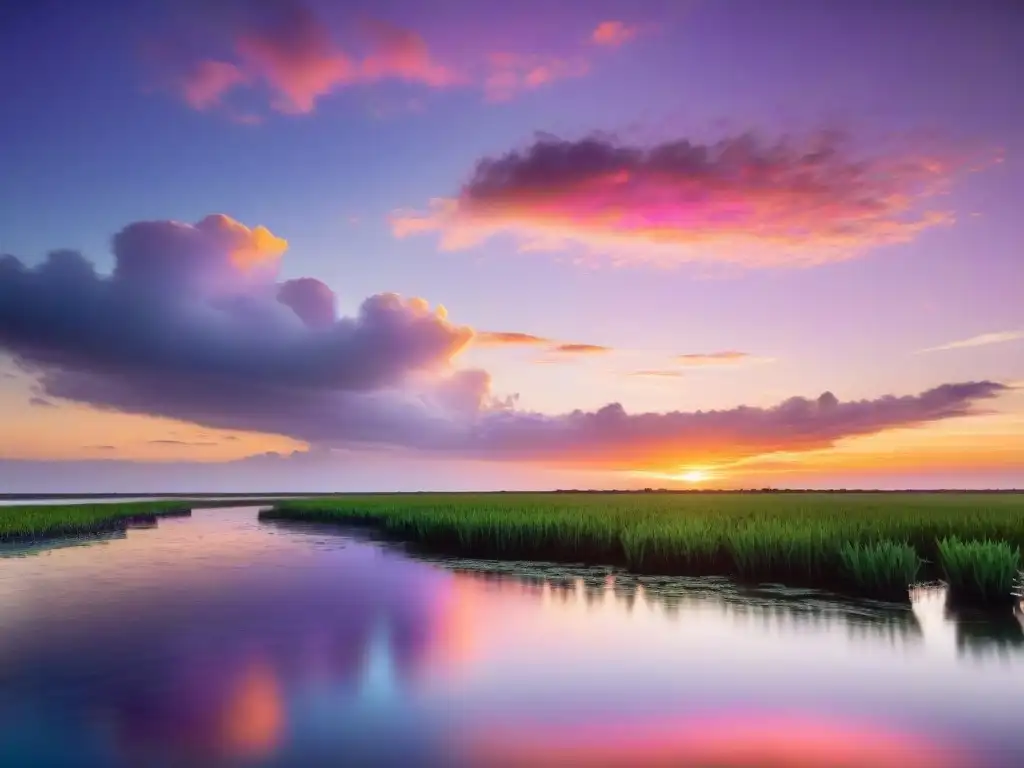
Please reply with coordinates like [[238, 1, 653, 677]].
[[1, 507, 1023, 767]]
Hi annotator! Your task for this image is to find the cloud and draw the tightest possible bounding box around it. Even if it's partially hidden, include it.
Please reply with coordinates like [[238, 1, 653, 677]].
[[233, 0, 355, 113], [551, 343, 611, 354], [28, 396, 56, 408], [591, 21, 640, 47], [918, 330, 1024, 354], [483, 53, 589, 102], [442, 383, 1008, 470], [160, 2, 586, 115], [473, 331, 551, 346], [391, 131, 971, 267], [471, 331, 610, 355], [676, 351, 759, 367], [148, 439, 221, 447], [0, 214, 471, 399], [276, 276, 337, 329], [628, 370, 685, 379], [357, 18, 462, 87], [162, 2, 460, 114], [0, 216, 1009, 473], [179, 60, 250, 110]]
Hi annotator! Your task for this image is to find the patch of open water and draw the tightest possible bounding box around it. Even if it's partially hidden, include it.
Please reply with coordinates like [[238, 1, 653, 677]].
[[1, 506, 1022, 766]]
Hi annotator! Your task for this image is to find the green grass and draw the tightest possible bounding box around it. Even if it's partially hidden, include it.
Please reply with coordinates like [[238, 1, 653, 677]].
[[938, 536, 1022, 606], [262, 492, 1024, 604], [838, 541, 922, 599], [0, 501, 192, 542]]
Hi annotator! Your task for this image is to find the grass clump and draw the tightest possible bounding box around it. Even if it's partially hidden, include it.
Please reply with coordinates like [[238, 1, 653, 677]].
[[838, 541, 921, 600], [263, 492, 1024, 605], [0, 502, 191, 543], [938, 536, 1021, 606]]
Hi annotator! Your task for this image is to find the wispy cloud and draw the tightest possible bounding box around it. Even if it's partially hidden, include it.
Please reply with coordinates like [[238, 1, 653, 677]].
[[591, 21, 641, 47], [160, 1, 609, 115], [918, 330, 1024, 354], [483, 52, 589, 102], [232, 0, 355, 113], [474, 331, 551, 346], [148, 439, 221, 447], [551, 343, 612, 354], [628, 370, 685, 379], [357, 18, 463, 87], [179, 60, 250, 110], [163, 2, 458, 115], [28, 396, 56, 408], [392, 131, 983, 268], [676, 351, 752, 367], [472, 331, 610, 355]]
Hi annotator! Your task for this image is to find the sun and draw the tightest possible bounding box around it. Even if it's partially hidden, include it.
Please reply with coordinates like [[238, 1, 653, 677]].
[[679, 469, 709, 484]]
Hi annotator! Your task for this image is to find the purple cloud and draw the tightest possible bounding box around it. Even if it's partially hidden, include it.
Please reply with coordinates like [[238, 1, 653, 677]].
[[0, 216, 1009, 472], [391, 130, 985, 267], [0, 215, 471, 396]]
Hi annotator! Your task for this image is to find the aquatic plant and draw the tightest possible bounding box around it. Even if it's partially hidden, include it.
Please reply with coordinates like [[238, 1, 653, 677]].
[[938, 536, 1021, 606], [0, 502, 191, 542], [838, 541, 921, 599], [262, 492, 1024, 605]]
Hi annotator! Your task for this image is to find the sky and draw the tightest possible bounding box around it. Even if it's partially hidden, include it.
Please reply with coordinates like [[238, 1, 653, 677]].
[[0, 0, 1022, 492]]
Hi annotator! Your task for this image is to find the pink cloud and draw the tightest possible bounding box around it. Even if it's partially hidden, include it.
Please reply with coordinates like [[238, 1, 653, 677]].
[[179, 60, 250, 110], [552, 343, 611, 354], [483, 52, 590, 102], [233, 1, 355, 113], [591, 21, 640, 47], [391, 131, 977, 268], [472, 331, 613, 355], [474, 331, 552, 346], [160, 2, 621, 114], [628, 370, 685, 378], [676, 351, 753, 367], [358, 18, 463, 87]]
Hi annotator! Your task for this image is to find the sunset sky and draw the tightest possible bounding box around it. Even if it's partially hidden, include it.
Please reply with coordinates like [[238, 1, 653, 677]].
[[1, 0, 1022, 492]]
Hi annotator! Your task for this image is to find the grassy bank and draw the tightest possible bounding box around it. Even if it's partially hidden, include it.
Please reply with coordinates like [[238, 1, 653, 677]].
[[0, 501, 197, 542], [262, 493, 1024, 605]]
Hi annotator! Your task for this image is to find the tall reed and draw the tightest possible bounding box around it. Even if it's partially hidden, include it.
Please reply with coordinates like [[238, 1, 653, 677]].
[[0, 502, 191, 542], [838, 541, 921, 599], [938, 536, 1021, 606], [264, 492, 1024, 605]]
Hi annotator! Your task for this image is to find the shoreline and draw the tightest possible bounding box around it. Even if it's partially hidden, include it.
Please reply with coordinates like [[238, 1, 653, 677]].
[[261, 493, 1024, 609], [0, 498, 301, 544]]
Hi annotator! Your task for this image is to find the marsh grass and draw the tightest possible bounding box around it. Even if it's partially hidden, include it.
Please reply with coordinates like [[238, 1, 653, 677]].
[[264, 493, 1024, 605], [939, 536, 1022, 606], [838, 541, 921, 599], [0, 502, 191, 543]]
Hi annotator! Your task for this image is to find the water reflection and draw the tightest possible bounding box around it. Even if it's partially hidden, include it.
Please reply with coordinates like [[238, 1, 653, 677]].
[[462, 714, 972, 767], [0, 511, 1021, 766], [0, 529, 127, 559]]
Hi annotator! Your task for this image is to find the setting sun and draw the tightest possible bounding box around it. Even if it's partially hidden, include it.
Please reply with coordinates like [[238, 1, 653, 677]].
[[679, 469, 710, 484]]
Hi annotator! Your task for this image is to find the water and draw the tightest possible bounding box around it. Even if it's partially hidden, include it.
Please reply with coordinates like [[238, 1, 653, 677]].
[[1, 507, 1022, 767]]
